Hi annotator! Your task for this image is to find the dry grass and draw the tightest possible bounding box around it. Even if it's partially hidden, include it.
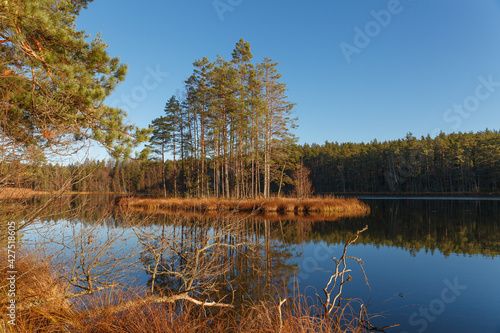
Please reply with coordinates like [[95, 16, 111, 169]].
[[0, 187, 125, 200], [0, 250, 71, 332], [0, 251, 378, 332], [0, 188, 45, 200], [117, 196, 370, 220]]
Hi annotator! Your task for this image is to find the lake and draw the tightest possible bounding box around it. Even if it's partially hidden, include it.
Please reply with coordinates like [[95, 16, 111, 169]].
[[22, 196, 500, 333]]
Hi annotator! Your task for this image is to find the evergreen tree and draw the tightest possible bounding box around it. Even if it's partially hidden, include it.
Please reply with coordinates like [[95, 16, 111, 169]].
[[0, 0, 148, 159], [148, 116, 171, 197], [147, 39, 299, 199], [163, 96, 182, 196], [257, 57, 297, 198]]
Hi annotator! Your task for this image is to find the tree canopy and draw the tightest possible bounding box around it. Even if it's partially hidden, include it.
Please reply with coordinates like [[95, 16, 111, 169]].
[[301, 130, 500, 194], [0, 0, 147, 159], [148, 39, 298, 198]]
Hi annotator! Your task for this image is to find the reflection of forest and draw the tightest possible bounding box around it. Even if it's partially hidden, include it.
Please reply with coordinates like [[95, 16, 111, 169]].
[[19, 195, 301, 303], [134, 199, 500, 258], [307, 199, 500, 257], [23, 195, 500, 265]]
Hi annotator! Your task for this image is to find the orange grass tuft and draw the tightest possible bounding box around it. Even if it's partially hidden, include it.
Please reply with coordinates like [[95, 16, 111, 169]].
[[3, 279, 374, 332], [1, 250, 379, 332]]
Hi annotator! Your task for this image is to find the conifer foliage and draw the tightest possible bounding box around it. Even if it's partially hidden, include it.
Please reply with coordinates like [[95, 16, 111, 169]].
[[0, 0, 147, 158], [149, 39, 298, 198], [301, 130, 500, 194]]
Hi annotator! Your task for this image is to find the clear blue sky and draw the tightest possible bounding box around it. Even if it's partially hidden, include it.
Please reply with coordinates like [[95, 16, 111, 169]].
[[76, 0, 500, 156]]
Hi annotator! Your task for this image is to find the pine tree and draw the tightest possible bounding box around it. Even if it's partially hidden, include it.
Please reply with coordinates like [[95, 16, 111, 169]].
[[148, 116, 171, 197], [231, 38, 253, 198], [257, 57, 297, 198], [163, 96, 182, 197], [191, 58, 214, 196], [0, 0, 148, 159]]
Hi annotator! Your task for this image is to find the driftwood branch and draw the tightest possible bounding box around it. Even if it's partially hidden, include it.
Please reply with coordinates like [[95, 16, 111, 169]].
[[97, 292, 235, 316]]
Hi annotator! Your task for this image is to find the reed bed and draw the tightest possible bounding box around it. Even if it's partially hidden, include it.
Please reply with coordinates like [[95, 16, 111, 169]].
[[116, 196, 370, 219], [124, 206, 359, 223]]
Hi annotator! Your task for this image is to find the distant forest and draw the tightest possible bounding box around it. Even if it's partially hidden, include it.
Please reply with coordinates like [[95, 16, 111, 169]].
[[4, 29, 498, 197], [303, 130, 500, 194], [8, 129, 500, 196]]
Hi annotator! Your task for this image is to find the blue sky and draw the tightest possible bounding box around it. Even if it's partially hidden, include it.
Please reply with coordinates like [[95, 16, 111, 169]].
[[76, 0, 500, 156]]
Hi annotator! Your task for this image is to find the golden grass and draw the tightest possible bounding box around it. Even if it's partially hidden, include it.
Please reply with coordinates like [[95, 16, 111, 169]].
[[0, 187, 127, 200], [0, 187, 45, 200], [116, 196, 370, 220], [0, 251, 72, 332], [0, 252, 373, 332]]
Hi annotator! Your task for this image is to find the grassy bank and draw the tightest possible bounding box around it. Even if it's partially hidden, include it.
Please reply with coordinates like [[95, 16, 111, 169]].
[[0, 252, 373, 332], [329, 191, 500, 197], [116, 197, 370, 219]]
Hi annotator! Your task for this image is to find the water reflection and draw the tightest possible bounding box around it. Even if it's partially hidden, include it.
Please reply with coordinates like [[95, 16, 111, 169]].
[[134, 216, 299, 304], [15, 195, 500, 332], [22, 195, 500, 257]]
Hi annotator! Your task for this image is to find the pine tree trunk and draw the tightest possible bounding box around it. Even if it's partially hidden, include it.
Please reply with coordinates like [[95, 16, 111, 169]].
[[162, 142, 166, 198]]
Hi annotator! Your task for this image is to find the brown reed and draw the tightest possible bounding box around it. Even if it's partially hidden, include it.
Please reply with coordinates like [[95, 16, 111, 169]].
[[116, 196, 370, 219]]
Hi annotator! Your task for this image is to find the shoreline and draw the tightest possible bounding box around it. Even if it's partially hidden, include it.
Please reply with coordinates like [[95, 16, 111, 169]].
[[333, 191, 500, 197]]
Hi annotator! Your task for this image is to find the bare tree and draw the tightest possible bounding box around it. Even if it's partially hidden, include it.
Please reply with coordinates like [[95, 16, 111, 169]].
[[315, 226, 399, 331], [14, 200, 140, 310], [292, 162, 314, 199]]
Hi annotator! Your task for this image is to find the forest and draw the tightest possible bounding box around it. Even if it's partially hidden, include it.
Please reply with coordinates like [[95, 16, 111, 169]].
[[2, 14, 498, 198], [7, 129, 500, 196], [302, 130, 500, 194]]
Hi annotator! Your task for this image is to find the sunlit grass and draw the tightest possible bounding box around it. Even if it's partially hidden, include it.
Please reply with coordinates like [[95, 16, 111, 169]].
[[0, 251, 374, 332], [0, 187, 43, 200], [116, 196, 370, 220]]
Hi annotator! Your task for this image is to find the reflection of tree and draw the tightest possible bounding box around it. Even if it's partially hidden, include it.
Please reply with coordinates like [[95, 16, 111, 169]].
[[19, 195, 500, 310], [29, 195, 500, 259], [135, 215, 302, 305], [243, 218, 300, 300], [135, 215, 262, 306], [305, 199, 500, 257]]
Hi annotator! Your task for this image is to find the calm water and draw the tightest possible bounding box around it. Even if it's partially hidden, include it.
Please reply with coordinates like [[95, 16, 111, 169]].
[[22, 196, 500, 333], [295, 199, 500, 333]]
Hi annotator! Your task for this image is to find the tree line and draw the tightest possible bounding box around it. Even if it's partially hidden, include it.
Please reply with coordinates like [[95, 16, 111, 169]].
[[301, 130, 500, 194], [1, 0, 498, 198], [11, 129, 500, 196]]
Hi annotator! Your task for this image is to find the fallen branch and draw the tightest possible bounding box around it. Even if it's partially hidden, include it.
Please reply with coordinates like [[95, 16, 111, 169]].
[[87, 292, 235, 317]]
